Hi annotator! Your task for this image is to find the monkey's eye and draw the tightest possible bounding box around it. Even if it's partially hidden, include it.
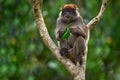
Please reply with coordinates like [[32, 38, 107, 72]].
[[69, 11, 77, 16], [62, 9, 77, 17], [61, 11, 66, 16]]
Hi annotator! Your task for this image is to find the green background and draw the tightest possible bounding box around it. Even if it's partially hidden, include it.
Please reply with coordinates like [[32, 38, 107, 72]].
[[0, 0, 120, 80]]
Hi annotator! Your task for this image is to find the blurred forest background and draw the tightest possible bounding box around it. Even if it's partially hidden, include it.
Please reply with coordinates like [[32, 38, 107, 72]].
[[0, 0, 120, 80]]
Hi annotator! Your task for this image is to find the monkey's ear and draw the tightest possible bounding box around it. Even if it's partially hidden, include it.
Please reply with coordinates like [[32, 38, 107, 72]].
[[60, 5, 64, 11], [60, 7, 62, 11], [73, 4, 78, 10], [60, 4, 65, 11], [70, 4, 78, 10]]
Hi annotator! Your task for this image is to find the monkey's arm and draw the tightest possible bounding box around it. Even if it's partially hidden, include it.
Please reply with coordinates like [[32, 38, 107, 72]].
[[69, 27, 86, 38], [55, 29, 63, 41], [55, 21, 66, 41]]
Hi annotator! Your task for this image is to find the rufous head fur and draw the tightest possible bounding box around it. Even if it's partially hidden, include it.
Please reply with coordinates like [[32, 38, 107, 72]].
[[61, 4, 78, 10]]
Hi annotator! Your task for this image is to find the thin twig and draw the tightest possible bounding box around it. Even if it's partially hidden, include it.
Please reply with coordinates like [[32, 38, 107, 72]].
[[87, 0, 108, 29]]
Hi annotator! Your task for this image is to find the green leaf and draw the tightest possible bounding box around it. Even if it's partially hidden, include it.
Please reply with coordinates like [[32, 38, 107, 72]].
[[61, 28, 70, 40]]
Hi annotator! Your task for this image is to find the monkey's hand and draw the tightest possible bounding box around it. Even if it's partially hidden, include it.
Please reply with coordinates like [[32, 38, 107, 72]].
[[60, 48, 68, 56], [56, 31, 65, 41], [58, 29, 70, 41], [59, 31, 65, 39], [69, 27, 86, 38]]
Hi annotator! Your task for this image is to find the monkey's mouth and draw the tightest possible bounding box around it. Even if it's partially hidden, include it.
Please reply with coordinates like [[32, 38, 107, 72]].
[[65, 16, 72, 21]]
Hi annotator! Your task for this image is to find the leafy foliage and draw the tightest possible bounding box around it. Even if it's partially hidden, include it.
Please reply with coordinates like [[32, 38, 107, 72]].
[[0, 0, 120, 80]]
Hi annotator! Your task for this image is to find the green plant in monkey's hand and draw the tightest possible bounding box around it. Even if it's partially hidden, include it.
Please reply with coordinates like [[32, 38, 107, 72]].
[[61, 28, 70, 40]]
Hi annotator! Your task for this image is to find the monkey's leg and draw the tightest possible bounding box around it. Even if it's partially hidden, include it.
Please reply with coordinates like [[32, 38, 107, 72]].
[[73, 36, 86, 65], [60, 45, 77, 64], [59, 40, 69, 56]]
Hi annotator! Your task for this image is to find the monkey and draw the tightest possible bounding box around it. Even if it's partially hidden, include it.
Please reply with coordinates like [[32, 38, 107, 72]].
[[55, 4, 88, 65]]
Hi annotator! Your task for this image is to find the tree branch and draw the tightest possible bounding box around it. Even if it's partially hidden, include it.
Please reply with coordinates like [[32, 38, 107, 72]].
[[87, 0, 108, 29], [31, 0, 84, 78], [31, 0, 108, 80]]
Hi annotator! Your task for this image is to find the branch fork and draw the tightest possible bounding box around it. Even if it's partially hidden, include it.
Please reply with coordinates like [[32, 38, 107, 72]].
[[31, 0, 108, 80]]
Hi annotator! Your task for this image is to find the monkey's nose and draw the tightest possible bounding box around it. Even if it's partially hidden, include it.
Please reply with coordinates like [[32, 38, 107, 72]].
[[66, 15, 70, 18], [65, 15, 71, 20]]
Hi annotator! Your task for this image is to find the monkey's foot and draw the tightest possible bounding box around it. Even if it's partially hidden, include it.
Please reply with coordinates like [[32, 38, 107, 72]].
[[60, 48, 68, 56], [77, 55, 83, 65]]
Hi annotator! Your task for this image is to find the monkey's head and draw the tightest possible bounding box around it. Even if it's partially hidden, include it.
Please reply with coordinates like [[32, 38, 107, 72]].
[[60, 4, 80, 23]]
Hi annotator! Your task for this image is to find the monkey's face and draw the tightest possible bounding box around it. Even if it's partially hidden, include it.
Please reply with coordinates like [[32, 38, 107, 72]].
[[61, 8, 77, 22]]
